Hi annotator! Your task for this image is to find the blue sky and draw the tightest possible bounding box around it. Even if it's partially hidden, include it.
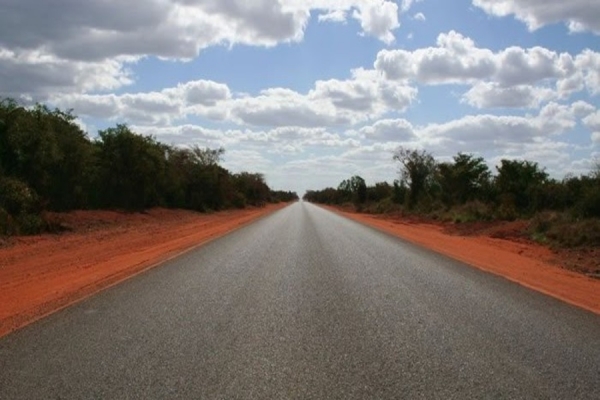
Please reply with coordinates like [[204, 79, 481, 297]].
[[1, 0, 599, 194]]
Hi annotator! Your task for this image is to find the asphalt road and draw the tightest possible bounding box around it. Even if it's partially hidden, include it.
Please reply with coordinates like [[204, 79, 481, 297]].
[[1, 202, 599, 399]]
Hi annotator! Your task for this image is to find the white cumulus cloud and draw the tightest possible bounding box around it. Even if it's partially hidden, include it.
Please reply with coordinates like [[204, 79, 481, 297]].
[[463, 82, 557, 108], [414, 13, 426, 21], [375, 30, 600, 108], [0, 0, 405, 99], [472, 0, 600, 34], [583, 111, 600, 143]]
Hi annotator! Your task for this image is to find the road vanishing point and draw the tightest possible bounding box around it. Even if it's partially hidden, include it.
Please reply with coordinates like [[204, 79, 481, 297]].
[[1, 202, 599, 399]]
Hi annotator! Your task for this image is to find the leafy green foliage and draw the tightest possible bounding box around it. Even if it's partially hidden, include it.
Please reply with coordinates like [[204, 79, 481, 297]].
[[0, 176, 42, 235], [303, 188, 340, 204], [303, 176, 367, 209], [494, 159, 548, 215], [0, 98, 298, 236], [338, 175, 367, 207], [437, 153, 491, 207], [0, 177, 38, 215], [392, 180, 408, 204], [0, 102, 93, 211], [232, 172, 271, 207], [367, 182, 393, 203], [529, 212, 600, 248], [270, 190, 300, 203], [392, 147, 436, 208], [94, 125, 168, 211], [304, 148, 600, 247]]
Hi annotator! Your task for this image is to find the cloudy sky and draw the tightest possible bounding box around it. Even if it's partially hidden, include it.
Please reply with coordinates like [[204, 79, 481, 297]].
[[1, 0, 599, 194]]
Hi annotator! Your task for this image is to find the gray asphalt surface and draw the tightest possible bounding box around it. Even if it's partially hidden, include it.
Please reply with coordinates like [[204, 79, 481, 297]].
[[1, 202, 599, 399]]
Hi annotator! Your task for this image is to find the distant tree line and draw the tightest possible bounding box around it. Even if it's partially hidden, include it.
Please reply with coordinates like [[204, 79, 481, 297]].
[[0, 98, 297, 235], [304, 147, 600, 247]]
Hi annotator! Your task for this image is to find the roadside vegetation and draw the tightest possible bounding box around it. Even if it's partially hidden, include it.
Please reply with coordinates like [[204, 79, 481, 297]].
[[304, 147, 600, 249], [0, 98, 297, 236]]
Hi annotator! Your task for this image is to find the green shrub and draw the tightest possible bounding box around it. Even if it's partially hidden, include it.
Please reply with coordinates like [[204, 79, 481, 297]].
[[0, 177, 39, 215], [0, 207, 16, 235], [15, 213, 43, 235], [372, 197, 401, 214], [529, 211, 561, 233], [529, 211, 600, 247], [574, 185, 600, 218], [548, 219, 600, 247], [232, 192, 247, 209], [496, 193, 518, 221], [528, 211, 562, 244], [451, 200, 493, 223]]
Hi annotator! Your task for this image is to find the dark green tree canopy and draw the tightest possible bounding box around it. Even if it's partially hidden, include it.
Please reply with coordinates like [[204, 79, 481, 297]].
[[338, 175, 367, 205], [0, 98, 297, 235], [393, 147, 436, 207], [437, 153, 491, 206], [495, 159, 548, 213]]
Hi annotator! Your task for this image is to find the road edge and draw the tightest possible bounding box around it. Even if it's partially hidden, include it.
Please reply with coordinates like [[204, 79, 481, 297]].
[[317, 204, 600, 316], [0, 202, 294, 339]]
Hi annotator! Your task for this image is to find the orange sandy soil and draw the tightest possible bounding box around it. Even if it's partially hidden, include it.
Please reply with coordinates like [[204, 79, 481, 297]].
[[0, 203, 288, 338], [324, 206, 600, 316]]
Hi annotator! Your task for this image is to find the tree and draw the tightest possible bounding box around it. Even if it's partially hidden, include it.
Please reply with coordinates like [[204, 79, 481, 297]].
[[367, 182, 393, 202], [338, 175, 367, 206], [0, 99, 23, 177], [495, 159, 548, 214], [303, 187, 339, 204], [337, 179, 353, 204], [162, 145, 232, 211], [233, 172, 270, 207], [190, 146, 225, 167], [0, 98, 293, 235], [42, 107, 96, 210], [393, 147, 436, 208], [95, 124, 168, 210], [437, 153, 491, 206], [270, 190, 298, 203], [162, 146, 193, 208], [352, 176, 367, 205], [392, 179, 408, 204], [189, 164, 232, 211], [568, 167, 600, 218], [592, 158, 600, 180], [0, 101, 95, 210]]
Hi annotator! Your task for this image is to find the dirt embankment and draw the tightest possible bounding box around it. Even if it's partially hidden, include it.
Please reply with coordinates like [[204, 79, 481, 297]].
[[323, 206, 600, 316], [0, 203, 288, 338]]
